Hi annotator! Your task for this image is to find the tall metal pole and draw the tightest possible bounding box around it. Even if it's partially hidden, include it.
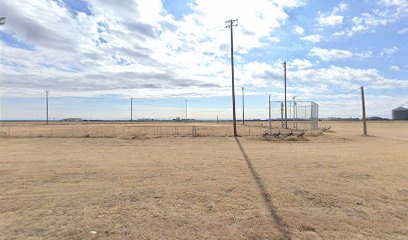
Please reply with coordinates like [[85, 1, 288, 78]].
[[283, 61, 287, 129], [185, 99, 188, 123], [269, 95, 272, 134], [226, 19, 238, 137], [361, 86, 368, 136], [280, 102, 284, 128], [45, 90, 49, 125], [242, 87, 245, 125], [130, 98, 133, 123], [0, 18, 5, 122]]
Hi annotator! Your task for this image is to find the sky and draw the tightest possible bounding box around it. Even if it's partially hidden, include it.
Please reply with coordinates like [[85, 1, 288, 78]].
[[0, 0, 407, 120]]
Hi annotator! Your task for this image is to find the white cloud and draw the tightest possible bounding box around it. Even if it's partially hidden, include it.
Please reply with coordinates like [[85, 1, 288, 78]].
[[309, 47, 352, 61], [290, 59, 313, 69], [333, 2, 348, 13], [380, 46, 399, 56], [309, 47, 373, 61], [355, 51, 373, 59], [398, 27, 408, 34], [242, 62, 408, 91], [293, 25, 304, 34], [301, 34, 322, 43], [317, 2, 347, 26], [390, 65, 400, 71], [0, 0, 305, 98], [341, 1, 408, 36], [318, 14, 344, 26]]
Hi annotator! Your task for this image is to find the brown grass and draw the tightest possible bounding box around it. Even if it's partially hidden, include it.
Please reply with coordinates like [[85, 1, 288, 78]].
[[0, 121, 407, 239]]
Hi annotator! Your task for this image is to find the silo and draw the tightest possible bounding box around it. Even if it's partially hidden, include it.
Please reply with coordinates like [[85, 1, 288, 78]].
[[392, 107, 408, 120]]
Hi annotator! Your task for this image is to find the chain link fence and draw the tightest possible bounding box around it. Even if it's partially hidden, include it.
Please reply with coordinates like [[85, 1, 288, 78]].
[[268, 100, 319, 131], [0, 123, 274, 138]]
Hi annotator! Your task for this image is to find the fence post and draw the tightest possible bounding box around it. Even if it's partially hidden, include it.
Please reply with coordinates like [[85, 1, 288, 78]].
[[71, 126, 74, 137], [29, 126, 32, 137]]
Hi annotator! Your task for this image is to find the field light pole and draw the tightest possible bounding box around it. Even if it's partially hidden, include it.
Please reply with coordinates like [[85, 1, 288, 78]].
[[283, 61, 287, 129], [45, 90, 49, 125], [225, 19, 238, 137], [0, 18, 5, 122], [360, 86, 367, 136]]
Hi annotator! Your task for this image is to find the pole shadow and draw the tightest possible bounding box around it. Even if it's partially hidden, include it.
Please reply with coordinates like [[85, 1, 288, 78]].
[[235, 137, 292, 240]]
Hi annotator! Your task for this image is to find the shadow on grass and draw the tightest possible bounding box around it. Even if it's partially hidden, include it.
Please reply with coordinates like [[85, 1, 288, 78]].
[[235, 137, 292, 240]]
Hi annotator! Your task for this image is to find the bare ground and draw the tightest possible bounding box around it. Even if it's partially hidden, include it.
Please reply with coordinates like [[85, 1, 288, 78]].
[[0, 121, 407, 239]]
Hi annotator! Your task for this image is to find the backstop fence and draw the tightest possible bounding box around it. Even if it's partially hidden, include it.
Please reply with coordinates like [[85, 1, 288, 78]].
[[268, 100, 319, 131]]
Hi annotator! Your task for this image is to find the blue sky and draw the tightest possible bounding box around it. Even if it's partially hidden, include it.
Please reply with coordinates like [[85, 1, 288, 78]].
[[0, 0, 407, 120]]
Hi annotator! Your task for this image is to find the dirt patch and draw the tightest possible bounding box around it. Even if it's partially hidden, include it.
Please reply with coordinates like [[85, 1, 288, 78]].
[[0, 121, 407, 239]]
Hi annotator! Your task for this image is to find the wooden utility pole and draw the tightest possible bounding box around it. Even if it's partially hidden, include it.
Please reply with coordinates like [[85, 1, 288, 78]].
[[185, 99, 188, 123], [361, 86, 367, 135], [45, 90, 49, 125], [242, 87, 245, 125], [225, 19, 238, 137], [269, 95, 272, 134], [283, 62, 287, 129], [130, 98, 133, 123]]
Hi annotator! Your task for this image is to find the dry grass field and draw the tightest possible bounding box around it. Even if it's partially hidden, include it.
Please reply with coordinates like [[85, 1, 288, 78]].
[[0, 121, 407, 239]]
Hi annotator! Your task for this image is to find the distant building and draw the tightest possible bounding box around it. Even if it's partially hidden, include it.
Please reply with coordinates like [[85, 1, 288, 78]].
[[63, 118, 82, 122], [392, 107, 408, 120]]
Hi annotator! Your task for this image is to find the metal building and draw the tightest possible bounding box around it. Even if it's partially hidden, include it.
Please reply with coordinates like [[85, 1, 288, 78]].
[[392, 107, 408, 120]]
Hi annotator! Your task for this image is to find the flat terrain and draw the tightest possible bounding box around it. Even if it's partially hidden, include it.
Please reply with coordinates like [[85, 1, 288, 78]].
[[0, 121, 407, 239]]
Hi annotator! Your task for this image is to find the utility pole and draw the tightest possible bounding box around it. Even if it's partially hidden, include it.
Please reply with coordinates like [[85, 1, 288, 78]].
[[130, 98, 133, 123], [45, 90, 49, 125], [361, 86, 367, 136], [283, 61, 287, 129], [293, 96, 297, 129], [0, 18, 5, 122], [269, 95, 272, 134], [242, 87, 245, 125], [280, 102, 284, 128], [185, 99, 188, 123], [225, 19, 238, 137]]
